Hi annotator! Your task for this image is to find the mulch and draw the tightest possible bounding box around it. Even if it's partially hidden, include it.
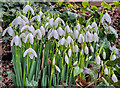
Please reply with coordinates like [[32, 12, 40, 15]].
[[1, 2, 120, 87]]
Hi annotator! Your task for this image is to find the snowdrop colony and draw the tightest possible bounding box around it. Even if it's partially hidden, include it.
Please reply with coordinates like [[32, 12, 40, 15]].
[[2, 4, 119, 87]]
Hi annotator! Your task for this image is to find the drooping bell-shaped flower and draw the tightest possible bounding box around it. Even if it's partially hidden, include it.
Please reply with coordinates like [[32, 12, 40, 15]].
[[86, 31, 92, 42], [101, 13, 111, 24], [85, 46, 89, 54], [103, 51, 106, 59], [91, 22, 98, 32], [59, 37, 66, 46], [86, 25, 92, 29], [23, 48, 37, 59], [20, 33, 26, 43], [2, 27, 15, 37], [66, 36, 72, 45], [73, 45, 79, 53], [78, 34, 84, 43], [21, 15, 29, 24], [74, 29, 79, 38], [54, 17, 65, 27], [34, 29, 42, 40], [73, 61, 78, 66], [65, 25, 71, 33], [21, 25, 35, 34], [23, 5, 35, 15], [96, 55, 101, 65], [68, 48, 72, 57], [93, 33, 99, 42], [112, 74, 118, 83], [90, 45, 94, 53], [53, 30, 59, 39], [65, 54, 69, 64], [39, 11, 45, 18], [25, 33, 34, 44], [49, 18, 54, 26], [104, 67, 109, 75], [111, 55, 116, 61], [11, 16, 25, 27], [57, 27, 65, 36], [77, 23, 80, 31], [53, 57, 55, 65], [30, 15, 41, 22], [11, 35, 21, 47], [55, 65, 60, 72], [40, 26, 45, 36]]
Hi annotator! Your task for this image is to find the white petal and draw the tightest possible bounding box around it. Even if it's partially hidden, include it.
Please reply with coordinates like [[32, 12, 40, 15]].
[[85, 46, 89, 54], [23, 5, 34, 15], [57, 27, 65, 36], [40, 26, 45, 36], [2, 27, 15, 37], [103, 52, 106, 59], [111, 55, 116, 61], [68, 49, 72, 57], [49, 18, 54, 26], [30, 15, 41, 22], [21, 25, 30, 32], [11, 37, 15, 46], [66, 36, 72, 44], [91, 22, 98, 32], [93, 33, 99, 42], [34, 29, 42, 40], [104, 13, 111, 24], [78, 34, 84, 43], [65, 55, 69, 64], [53, 30, 59, 39], [90, 45, 94, 53], [73, 45, 79, 53], [29, 25, 35, 34], [60, 37, 66, 45], [112, 74, 118, 83], [77, 23, 80, 31], [65, 25, 71, 33], [73, 61, 78, 66], [104, 68, 109, 75], [55, 66, 60, 72], [15, 35, 20, 46], [21, 15, 29, 23], [53, 57, 55, 65], [25, 33, 34, 44], [74, 30, 79, 38], [96, 55, 101, 65], [86, 25, 92, 29]]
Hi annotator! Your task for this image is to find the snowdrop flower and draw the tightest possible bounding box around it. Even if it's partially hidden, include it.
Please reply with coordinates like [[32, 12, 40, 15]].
[[66, 36, 72, 45], [65, 25, 71, 33], [23, 5, 35, 15], [112, 74, 118, 83], [59, 37, 66, 46], [34, 29, 42, 40], [109, 26, 118, 38], [20, 33, 26, 43], [23, 48, 37, 59], [55, 66, 60, 72], [110, 46, 119, 55], [39, 11, 45, 18], [73, 61, 78, 66], [68, 48, 72, 57], [91, 22, 98, 32], [11, 35, 21, 47], [111, 55, 116, 61], [53, 57, 55, 65], [49, 18, 54, 26], [54, 17, 65, 27], [73, 45, 79, 53], [96, 55, 101, 65], [89, 56, 92, 60], [78, 34, 84, 43], [86, 31, 92, 42], [93, 33, 99, 42], [101, 13, 111, 24], [77, 23, 80, 31], [21, 15, 29, 24], [30, 15, 41, 22], [53, 30, 59, 39], [90, 45, 94, 53], [2, 27, 15, 37], [104, 67, 109, 75], [21, 25, 35, 34], [25, 33, 34, 44], [40, 26, 45, 36], [74, 29, 79, 38], [57, 27, 65, 36], [103, 51, 106, 59], [86, 25, 92, 29], [11, 16, 25, 27], [85, 46, 89, 54], [65, 54, 69, 64]]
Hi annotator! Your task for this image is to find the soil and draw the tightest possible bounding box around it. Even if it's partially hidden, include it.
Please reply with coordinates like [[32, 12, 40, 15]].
[[1, 2, 120, 87]]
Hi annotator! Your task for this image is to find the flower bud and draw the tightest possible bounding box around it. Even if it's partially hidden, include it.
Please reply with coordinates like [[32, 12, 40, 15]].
[[96, 55, 101, 65], [112, 74, 118, 83], [111, 55, 116, 61], [85, 46, 89, 54], [104, 68, 109, 75]]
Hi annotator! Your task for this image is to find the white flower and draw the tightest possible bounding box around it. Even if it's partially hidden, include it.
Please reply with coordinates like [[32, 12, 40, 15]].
[[40, 26, 45, 36], [53, 30, 59, 39], [68, 49, 72, 57], [101, 13, 111, 24], [21, 25, 35, 34], [85, 46, 89, 54], [78, 34, 84, 43], [34, 29, 42, 40], [66, 36, 72, 44], [109, 26, 118, 38], [58, 37, 66, 46], [110, 46, 119, 55], [86, 25, 92, 29], [23, 48, 37, 59], [91, 22, 98, 32], [21, 15, 29, 24], [11, 35, 21, 47], [39, 11, 45, 18], [96, 55, 101, 65], [89, 56, 92, 60], [11, 16, 25, 27], [20, 33, 26, 43], [73, 61, 78, 66], [86, 31, 92, 42], [112, 74, 118, 83], [90, 45, 94, 53], [103, 52, 106, 59], [53, 57, 55, 65], [73, 45, 79, 53], [111, 55, 116, 61], [65, 54, 69, 64], [23, 5, 34, 15], [104, 68, 109, 75], [49, 18, 54, 26], [57, 27, 65, 36], [54, 17, 65, 27], [2, 27, 15, 37], [77, 23, 80, 31], [30, 15, 41, 22], [55, 66, 60, 72], [65, 25, 71, 33], [25, 33, 34, 44], [93, 33, 99, 42], [74, 29, 79, 38]]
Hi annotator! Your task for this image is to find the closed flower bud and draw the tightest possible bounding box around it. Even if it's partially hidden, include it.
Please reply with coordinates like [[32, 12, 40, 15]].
[[104, 68, 109, 75], [90, 45, 94, 53], [103, 52, 106, 59], [68, 49, 72, 57], [65, 54, 69, 64], [96, 55, 101, 65], [112, 74, 118, 83], [85, 46, 89, 54], [53, 57, 55, 65], [73, 61, 78, 66], [55, 66, 60, 72], [111, 55, 116, 61]]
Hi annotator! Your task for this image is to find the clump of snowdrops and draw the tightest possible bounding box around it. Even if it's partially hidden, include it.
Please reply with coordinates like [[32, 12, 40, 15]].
[[2, 3, 119, 87]]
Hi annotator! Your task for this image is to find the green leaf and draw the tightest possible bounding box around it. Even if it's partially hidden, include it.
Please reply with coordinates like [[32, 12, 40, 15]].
[[74, 66, 83, 77], [113, 1, 119, 7], [91, 6, 98, 11], [106, 58, 120, 67], [101, 2, 111, 9], [82, 1, 90, 8], [82, 8, 86, 13], [107, 34, 116, 43], [68, 4, 73, 8]]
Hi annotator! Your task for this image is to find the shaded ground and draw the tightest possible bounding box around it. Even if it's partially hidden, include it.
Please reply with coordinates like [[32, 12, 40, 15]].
[[1, 2, 120, 87]]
